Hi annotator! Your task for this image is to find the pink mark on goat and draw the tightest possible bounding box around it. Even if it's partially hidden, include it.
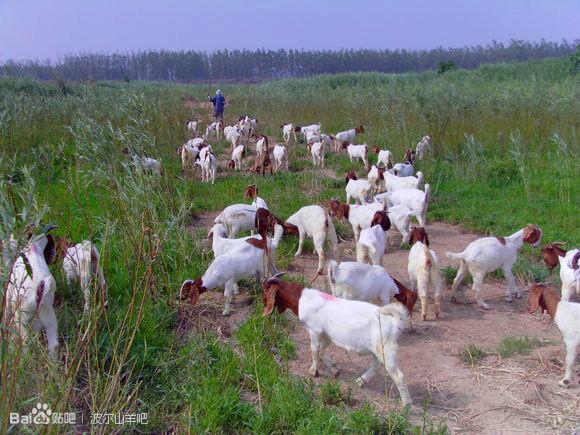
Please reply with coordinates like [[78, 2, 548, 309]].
[[319, 292, 336, 301]]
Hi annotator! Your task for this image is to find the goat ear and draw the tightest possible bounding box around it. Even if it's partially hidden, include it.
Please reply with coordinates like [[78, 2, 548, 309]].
[[424, 233, 430, 247], [43, 235, 57, 265], [262, 285, 278, 316]]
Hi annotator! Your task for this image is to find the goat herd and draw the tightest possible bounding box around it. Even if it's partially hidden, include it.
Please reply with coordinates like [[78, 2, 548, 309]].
[[3, 114, 579, 409]]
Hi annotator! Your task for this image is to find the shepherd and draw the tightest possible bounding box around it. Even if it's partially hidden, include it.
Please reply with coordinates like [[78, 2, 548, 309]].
[[208, 89, 226, 122]]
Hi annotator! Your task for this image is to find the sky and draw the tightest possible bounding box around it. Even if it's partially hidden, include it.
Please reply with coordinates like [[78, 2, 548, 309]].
[[0, 0, 578, 61]]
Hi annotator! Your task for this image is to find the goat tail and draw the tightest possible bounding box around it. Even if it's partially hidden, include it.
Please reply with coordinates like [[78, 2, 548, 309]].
[[378, 302, 409, 323], [445, 250, 465, 261], [416, 171, 424, 189], [327, 259, 339, 284], [325, 213, 340, 260]]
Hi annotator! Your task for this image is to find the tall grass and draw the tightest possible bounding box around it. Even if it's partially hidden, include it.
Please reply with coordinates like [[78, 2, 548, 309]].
[[0, 57, 577, 431]]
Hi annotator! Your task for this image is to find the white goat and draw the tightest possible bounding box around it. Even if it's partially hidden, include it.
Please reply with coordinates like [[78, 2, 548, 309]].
[[187, 120, 201, 136], [447, 224, 542, 309], [334, 126, 364, 151], [345, 174, 374, 205], [343, 143, 369, 169], [357, 226, 389, 266], [214, 204, 257, 237], [541, 244, 579, 301], [273, 144, 288, 172], [311, 141, 325, 168], [255, 135, 269, 157], [281, 123, 297, 144], [327, 260, 399, 305], [230, 144, 246, 170], [416, 135, 431, 160], [180, 225, 283, 316], [62, 240, 107, 312], [528, 285, 580, 387], [285, 205, 339, 274], [392, 163, 414, 177], [195, 151, 217, 184], [262, 278, 411, 406], [329, 200, 385, 242], [376, 185, 430, 227], [388, 205, 414, 246], [406, 227, 443, 320], [376, 148, 393, 168], [6, 230, 58, 357], [181, 144, 199, 172], [383, 170, 423, 191]]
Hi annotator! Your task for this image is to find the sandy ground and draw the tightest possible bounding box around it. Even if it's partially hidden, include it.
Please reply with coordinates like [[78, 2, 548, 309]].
[[182, 208, 579, 433]]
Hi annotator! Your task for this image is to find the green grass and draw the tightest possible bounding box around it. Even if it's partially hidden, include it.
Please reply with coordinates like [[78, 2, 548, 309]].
[[496, 336, 547, 358], [0, 56, 577, 432], [459, 344, 488, 366]]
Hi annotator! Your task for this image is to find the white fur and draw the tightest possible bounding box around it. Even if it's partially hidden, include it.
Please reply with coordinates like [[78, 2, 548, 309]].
[[273, 144, 288, 172], [408, 241, 443, 320], [415, 135, 431, 160], [346, 144, 369, 169], [281, 123, 297, 144], [376, 185, 430, 227], [356, 224, 388, 265], [214, 204, 257, 237], [392, 163, 414, 177], [311, 141, 325, 168], [377, 149, 393, 168], [388, 205, 414, 246], [231, 144, 246, 170], [346, 179, 374, 204]]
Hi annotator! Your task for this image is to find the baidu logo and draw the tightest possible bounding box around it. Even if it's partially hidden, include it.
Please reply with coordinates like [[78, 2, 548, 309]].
[[10, 402, 76, 426]]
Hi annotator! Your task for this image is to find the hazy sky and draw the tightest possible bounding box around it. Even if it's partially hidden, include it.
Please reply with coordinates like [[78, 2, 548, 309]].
[[0, 0, 578, 61]]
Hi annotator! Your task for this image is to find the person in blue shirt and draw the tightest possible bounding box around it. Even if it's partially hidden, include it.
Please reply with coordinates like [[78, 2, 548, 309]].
[[208, 89, 226, 121]]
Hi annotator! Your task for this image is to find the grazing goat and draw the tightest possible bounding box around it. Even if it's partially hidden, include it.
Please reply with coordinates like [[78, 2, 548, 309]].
[[229, 144, 246, 170], [281, 123, 297, 143], [333, 126, 364, 151], [250, 151, 274, 175], [204, 120, 224, 141], [342, 143, 369, 169], [311, 141, 325, 168], [285, 205, 339, 274], [392, 162, 414, 177], [214, 204, 257, 237], [273, 144, 288, 172], [186, 119, 201, 136], [181, 143, 200, 172], [376, 185, 431, 227], [373, 146, 393, 169], [255, 135, 269, 157], [528, 284, 580, 387], [262, 277, 412, 406], [388, 205, 414, 246], [407, 227, 443, 320], [329, 199, 385, 242], [122, 148, 162, 176], [416, 135, 431, 160], [296, 123, 321, 141], [180, 226, 283, 316], [61, 239, 107, 312], [224, 125, 241, 151], [382, 170, 423, 192], [327, 260, 399, 305], [6, 227, 59, 357], [541, 244, 579, 301], [244, 184, 269, 210], [447, 224, 542, 309], [345, 171, 374, 205], [356, 211, 391, 265]]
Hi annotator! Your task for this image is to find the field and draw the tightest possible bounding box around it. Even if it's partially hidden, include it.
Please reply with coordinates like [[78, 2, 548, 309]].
[[0, 57, 578, 432]]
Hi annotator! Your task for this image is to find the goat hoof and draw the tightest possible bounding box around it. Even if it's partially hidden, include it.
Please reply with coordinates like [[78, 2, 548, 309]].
[[421, 314, 427, 321], [308, 367, 319, 377], [221, 309, 231, 317], [478, 302, 490, 310], [558, 379, 570, 388], [355, 377, 365, 387]]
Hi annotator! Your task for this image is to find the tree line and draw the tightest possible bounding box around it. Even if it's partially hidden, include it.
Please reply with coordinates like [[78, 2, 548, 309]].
[[1, 40, 576, 82]]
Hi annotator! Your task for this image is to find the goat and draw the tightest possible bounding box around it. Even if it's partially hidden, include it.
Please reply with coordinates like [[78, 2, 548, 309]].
[[388, 205, 414, 246], [249, 151, 274, 176], [356, 211, 391, 265], [281, 123, 297, 144], [285, 205, 339, 274], [186, 119, 202, 136], [255, 135, 269, 157], [407, 227, 443, 320], [342, 143, 369, 169], [273, 144, 288, 172], [262, 277, 412, 406], [214, 204, 256, 237], [373, 146, 393, 169], [375, 185, 430, 227], [229, 144, 246, 170], [345, 171, 374, 205], [416, 135, 431, 160], [329, 199, 385, 242], [311, 141, 325, 168], [195, 150, 217, 183], [243, 184, 269, 210], [392, 162, 414, 177], [528, 284, 580, 387], [180, 226, 283, 316], [6, 226, 59, 357], [122, 148, 162, 176], [447, 224, 542, 309], [333, 126, 364, 151], [541, 244, 579, 301]]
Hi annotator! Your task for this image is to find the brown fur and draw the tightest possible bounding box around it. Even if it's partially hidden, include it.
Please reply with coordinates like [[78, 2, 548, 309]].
[[377, 167, 386, 180], [571, 251, 580, 270], [180, 278, 207, 306], [228, 159, 236, 169], [392, 278, 417, 316], [54, 236, 74, 261], [36, 280, 45, 309], [262, 278, 304, 316], [541, 243, 567, 270], [244, 184, 258, 200], [294, 125, 301, 132], [340, 141, 350, 149], [43, 235, 56, 265], [408, 226, 429, 246], [329, 200, 350, 220], [372, 146, 380, 154], [355, 125, 364, 134], [345, 170, 358, 185], [522, 224, 542, 245], [495, 237, 506, 246], [404, 149, 416, 164], [371, 211, 391, 231], [528, 284, 560, 319]]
